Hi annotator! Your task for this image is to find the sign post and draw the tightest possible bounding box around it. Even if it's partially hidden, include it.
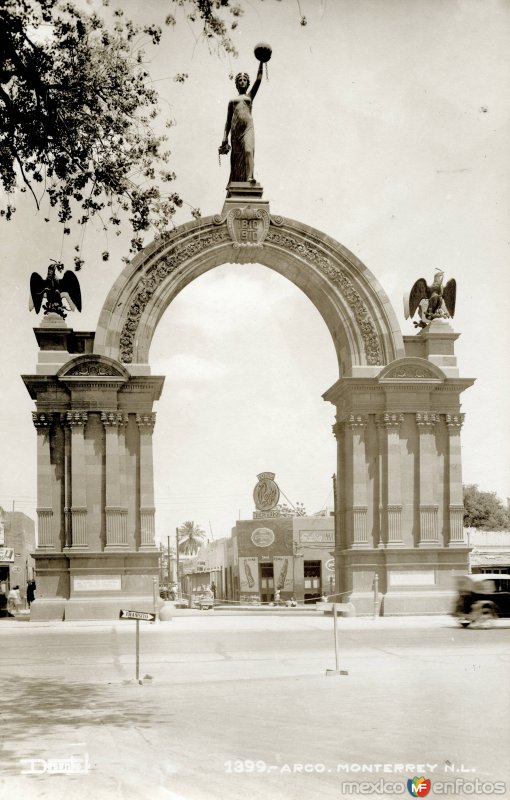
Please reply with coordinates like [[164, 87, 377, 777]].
[[119, 609, 156, 683], [326, 602, 349, 677]]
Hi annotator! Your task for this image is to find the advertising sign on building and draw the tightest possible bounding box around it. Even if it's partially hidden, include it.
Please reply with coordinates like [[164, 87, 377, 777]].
[[0, 548, 14, 562], [251, 527, 275, 548], [239, 557, 259, 592], [273, 556, 293, 592], [253, 472, 280, 512]]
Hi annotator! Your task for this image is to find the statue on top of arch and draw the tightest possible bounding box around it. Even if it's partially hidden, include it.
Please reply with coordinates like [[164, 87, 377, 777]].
[[404, 269, 456, 330]]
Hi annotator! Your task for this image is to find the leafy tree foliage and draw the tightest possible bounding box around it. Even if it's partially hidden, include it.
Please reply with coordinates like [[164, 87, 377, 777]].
[[177, 520, 206, 555], [1, 0, 297, 268], [1, 0, 182, 266], [271, 501, 307, 518], [463, 484, 510, 531]]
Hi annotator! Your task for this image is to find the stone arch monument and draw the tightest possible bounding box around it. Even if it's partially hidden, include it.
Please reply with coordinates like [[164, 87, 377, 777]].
[[23, 185, 473, 619]]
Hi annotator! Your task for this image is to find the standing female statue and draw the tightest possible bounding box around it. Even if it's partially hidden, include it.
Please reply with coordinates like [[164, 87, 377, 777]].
[[219, 61, 264, 184]]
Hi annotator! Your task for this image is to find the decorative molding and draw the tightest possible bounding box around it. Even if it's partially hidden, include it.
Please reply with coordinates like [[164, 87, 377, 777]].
[[66, 411, 88, 428], [101, 411, 128, 428], [225, 205, 270, 249], [32, 412, 54, 429], [140, 506, 156, 548], [105, 507, 128, 548], [445, 412, 465, 431], [448, 505, 465, 545], [419, 505, 439, 545], [66, 363, 119, 377], [416, 412, 439, 429], [387, 505, 403, 544], [384, 366, 438, 380], [37, 507, 54, 547], [270, 214, 284, 226], [119, 228, 230, 362], [379, 412, 404, 429], [70, 507, 88, 547], [346, 413, 368, 430], [351, 506, 369, 546], [332, 421, 344, 439], [136, 412, 156, 431], [265, 228, 382, 366]]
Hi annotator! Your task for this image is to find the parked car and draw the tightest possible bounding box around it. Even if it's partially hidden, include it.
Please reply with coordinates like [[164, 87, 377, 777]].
[[195, 592, 215, 610], [453, 573, 510, 627]]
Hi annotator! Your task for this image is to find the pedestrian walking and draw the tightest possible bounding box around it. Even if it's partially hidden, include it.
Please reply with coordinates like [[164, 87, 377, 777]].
[[27, 580, 36, 607], [7, 585, 21, 615]]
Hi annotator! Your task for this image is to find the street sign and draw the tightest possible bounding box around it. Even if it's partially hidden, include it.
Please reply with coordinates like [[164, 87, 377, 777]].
[[119, 610, 155, 622]]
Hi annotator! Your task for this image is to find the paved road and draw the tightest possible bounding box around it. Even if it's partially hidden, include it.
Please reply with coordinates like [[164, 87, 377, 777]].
[[0, 615, 509, 800]]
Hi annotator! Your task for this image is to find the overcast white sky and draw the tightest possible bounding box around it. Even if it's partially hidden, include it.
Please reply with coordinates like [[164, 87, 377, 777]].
[[1, 0, 509, 545]]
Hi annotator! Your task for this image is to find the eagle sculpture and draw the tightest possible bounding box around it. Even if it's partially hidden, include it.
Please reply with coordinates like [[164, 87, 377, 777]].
[[404, 269, 456, 329], [29, 263, 82, 320]]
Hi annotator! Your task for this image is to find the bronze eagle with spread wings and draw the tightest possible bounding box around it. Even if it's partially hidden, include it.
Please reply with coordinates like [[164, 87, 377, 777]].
[[29, 263, 82, 320], [404, 269, 456, 329]]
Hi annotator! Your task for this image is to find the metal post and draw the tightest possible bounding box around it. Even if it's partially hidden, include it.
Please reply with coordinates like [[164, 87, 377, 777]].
[[326, 600, 349, 677], [175, 527, 180, 596], [333, 602, 339, 671], [135, 619, 140, 682], [373, 574, 379, 620], [167, 535, 171, 595], [152, 576, 158, 622]]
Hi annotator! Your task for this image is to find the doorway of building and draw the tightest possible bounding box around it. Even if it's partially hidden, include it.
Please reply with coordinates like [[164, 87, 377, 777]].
[[260, 563, 274, 604], [304, 560, 322, 604]]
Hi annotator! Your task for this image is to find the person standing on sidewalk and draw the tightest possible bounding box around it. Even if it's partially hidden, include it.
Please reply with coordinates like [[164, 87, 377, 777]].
[[27, 580, 36, 608]]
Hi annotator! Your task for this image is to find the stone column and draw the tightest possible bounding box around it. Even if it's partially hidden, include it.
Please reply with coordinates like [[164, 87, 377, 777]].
[[346, 413, 369, 547], [382, 413, 404, 546], [32, 412, 54, 549], [416, 412, 439, 546], [333, 422, 346, 549], [446, 412, 466, 546], [102, 412, 128, 549], [136, 413, 157, 550], [63, 424, 72, 548], [67, 411, 88, 548]]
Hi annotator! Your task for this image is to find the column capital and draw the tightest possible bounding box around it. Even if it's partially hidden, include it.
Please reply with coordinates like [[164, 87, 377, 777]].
[[377, 412, 404, 429], [101, 411, 128, 428], [136, 412, 156, 431], [66, 411, 88, 427], [416, 411, 439, 429], [32, 412, 54, 429], [445, 412, 465, 431], [346, 413, 368, 430], [332, 421, 344, 439]]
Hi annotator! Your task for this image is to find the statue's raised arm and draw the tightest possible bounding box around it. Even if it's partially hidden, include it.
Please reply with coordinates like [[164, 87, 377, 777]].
[[219, 44, 271, 185]]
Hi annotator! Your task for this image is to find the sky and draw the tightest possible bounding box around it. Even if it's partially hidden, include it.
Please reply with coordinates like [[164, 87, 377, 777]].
[[1, 0, 509, 547]]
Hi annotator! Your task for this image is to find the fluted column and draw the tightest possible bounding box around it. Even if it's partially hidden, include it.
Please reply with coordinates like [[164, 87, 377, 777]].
[[346, 413, 369, 547], [446, 412, 466, 546], [382, 413, 404, 546], [33, 412, 54, 549], [67, 411, 88, 548], [136, 413, 157, 549], [102, 412, 128, 549], [416, 412, 439, 546], [333, 422, 346, 549]]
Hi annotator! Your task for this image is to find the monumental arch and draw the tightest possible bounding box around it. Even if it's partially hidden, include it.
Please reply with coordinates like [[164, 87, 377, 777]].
[[23, 188, 473, 619]]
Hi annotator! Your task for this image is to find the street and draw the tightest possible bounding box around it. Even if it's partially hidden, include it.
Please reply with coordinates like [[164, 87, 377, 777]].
[[0, 614, 509, 800]]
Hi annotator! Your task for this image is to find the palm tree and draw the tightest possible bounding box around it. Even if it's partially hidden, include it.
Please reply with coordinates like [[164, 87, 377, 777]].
[[177, 521, 206, 557]]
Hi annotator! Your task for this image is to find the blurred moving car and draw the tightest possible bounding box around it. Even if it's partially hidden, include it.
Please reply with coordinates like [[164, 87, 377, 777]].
[[453, 574, 510, 628]]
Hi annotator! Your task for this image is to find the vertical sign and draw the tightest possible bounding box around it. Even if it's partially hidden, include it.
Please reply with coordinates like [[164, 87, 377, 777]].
[[273, 556, 293, 591], [239, 557, 259, 592]]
